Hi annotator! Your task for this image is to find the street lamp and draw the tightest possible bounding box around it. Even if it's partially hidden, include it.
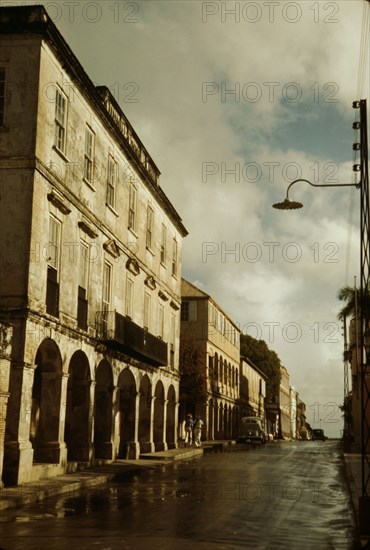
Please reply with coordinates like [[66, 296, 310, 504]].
[[272, 178, 359, 210], [272, 99, 370, 535]]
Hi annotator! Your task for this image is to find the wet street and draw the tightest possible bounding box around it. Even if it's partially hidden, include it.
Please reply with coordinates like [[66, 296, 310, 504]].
[[0, 441, 358, 549]]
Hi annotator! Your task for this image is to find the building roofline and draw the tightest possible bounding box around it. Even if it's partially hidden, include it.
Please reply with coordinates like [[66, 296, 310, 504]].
[[0, 5, 188, 237], [181, 278, 241, 332], [240, 356, 268, 380]]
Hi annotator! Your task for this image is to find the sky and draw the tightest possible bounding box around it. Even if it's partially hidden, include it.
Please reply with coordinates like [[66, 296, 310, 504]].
[[14, 0, 370, 437]]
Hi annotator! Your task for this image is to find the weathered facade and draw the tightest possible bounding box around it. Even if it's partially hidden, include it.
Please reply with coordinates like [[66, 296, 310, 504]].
[[0, 6, 187, 486], [239, 357, 267, 421], [278, 366, 291, 439], [180, 279, 240, 440], [289, 386, 298, 439]]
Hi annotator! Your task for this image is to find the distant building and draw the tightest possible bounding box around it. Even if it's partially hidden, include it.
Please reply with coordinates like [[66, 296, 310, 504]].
[[297, 398, 307, 439], [0, 5, 187, 486], [289, 386, 298, 439], [239, 357, 267, 423], [180, 279, 240, 440], [278, 366, 291, 439]]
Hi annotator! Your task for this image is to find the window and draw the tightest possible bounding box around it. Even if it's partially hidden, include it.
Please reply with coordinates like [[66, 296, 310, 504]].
[[160, 224, 167, 265], [84, 126, 94, 182], [128, 182, 137, 231], [172, 238, 178, 277], [77, 241, 89, 330], [144, 291, 151, 330], [0, 68, 5, 127], [181, 301, 189, 322], [181, 300, 197, 322], [54, 88, 67, 153], [79, 241, 89, 291], [125, 277, 134, 318], [107, 156, 116, 208], [146, 205, 154, 250], [46, 216, 61, 317], [48, 216, 61, 270], [102, 261, 112, 311], [158, 303, 164, 339]]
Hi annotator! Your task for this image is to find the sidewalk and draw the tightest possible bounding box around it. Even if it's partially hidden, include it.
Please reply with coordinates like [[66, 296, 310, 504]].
[[343, 452, 370, 547], [0, 441, 236, 512]]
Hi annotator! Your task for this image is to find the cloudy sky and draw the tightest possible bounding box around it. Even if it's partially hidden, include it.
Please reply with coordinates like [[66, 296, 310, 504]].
[[22, 0, 370, 436]]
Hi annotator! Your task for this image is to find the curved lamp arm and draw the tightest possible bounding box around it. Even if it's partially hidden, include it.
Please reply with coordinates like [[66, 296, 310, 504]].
[[273, 178, 360, 209], [285, 178, 359, 201]]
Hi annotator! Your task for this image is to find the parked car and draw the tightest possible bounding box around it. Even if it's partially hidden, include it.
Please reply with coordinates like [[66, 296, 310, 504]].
[[311, 429, 326, 441], [237, 416, 267, 444]]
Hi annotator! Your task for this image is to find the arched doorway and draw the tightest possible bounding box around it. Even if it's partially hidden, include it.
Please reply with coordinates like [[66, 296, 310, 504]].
[[117, 369, 136, 459], [166, 386, 176, 449], [31, 339, 63, 463], [65, 351, 91, 462], [93, 360, 113, 459], [138, 375, 152, 453]]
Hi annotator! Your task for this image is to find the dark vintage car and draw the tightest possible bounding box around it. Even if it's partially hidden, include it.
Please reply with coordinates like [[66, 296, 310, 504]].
[[237, 416, 267, 444], [311, 429, 327, 441]]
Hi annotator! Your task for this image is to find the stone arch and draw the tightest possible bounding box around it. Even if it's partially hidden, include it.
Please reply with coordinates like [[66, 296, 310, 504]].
[[65, 351, 91, 462], [166, 385, 176, 449], [93, 360, 113, 459], [138, 375, 152, 453], [153, 381, 165, 451], [31, 339, 63, 463], [117, 368, 137, 459]]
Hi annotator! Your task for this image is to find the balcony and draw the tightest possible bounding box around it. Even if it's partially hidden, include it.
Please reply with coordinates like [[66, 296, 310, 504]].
[[96, 311, 168, 367]]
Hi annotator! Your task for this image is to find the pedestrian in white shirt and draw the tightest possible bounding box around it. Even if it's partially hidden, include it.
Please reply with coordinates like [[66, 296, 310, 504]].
[[184, 414, 194, 447], [193, 417, 204, 447]]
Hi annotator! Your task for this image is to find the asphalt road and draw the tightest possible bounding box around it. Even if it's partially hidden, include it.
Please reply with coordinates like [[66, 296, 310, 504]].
[[0, 440, 358, 549]]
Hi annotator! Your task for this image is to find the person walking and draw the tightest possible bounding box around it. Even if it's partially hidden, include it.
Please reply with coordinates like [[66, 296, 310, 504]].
[[184, 413, 194, 447], [193, 417, 204, 447]]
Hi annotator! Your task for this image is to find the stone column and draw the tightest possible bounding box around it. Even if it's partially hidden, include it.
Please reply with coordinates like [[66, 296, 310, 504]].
[[4, 362, 35, 486], [161, 398, 168, 452], [88, 380, 96, 462], [34, 371, 68, 464], [147, 393, 155, 453], [111, 385, 119, 461], [126, 391, 140, 459], [175, 402, 180, 447]]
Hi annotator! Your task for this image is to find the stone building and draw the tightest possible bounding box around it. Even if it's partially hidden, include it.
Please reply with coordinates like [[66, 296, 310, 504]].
[[239, 356, 267, 421], [289, 386, 298, 439], [296, 398, 307, 439], [180, 279, 240, 440], [0, 5, 187, 486], [278, 366, 291, 439]]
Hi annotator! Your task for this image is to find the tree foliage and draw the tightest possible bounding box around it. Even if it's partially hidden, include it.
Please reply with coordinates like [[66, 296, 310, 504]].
[[240, 333, 282, 402], [337, 284, 370, 321], [179, 336, 208, 407]]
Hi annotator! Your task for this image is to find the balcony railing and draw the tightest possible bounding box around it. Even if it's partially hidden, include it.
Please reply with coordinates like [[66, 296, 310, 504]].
[[96, 310, 168, 367]]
